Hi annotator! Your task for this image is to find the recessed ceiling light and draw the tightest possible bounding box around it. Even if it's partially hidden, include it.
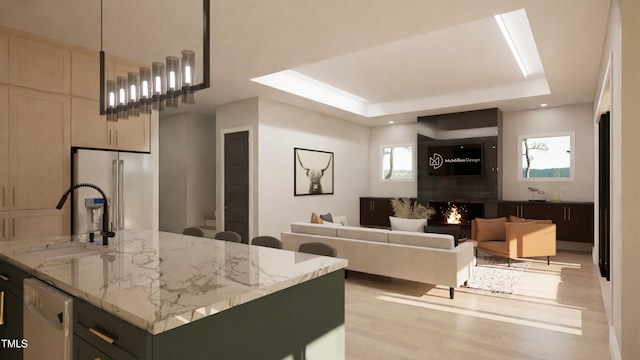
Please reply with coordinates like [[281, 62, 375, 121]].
[[388, 120, 394, 124], [540, 103, 548, 107]]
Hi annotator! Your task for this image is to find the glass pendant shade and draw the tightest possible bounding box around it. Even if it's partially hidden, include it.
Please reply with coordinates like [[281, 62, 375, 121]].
[[166, 56, 180, 107], [106, 79, 117, 121], [181, 50, 196, 104], [128, 72, 140, 117], [116, 76, 129, 119], [152, 61, 166, 110], [139, 67, 152, 114]]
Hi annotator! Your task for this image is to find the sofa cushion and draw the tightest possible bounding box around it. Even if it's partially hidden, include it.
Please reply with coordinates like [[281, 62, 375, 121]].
[[389, 216, 427, 232], [475, 217, 507, 241], [509, 215, 553, 224], [332, 216, 348, 226], [388, 231, 454, 250], [291, 222, 338, 237], [337, 226, 389, 243]]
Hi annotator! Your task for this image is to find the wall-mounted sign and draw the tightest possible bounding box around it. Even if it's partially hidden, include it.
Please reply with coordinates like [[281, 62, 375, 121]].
[[427, 144, 483, 176]]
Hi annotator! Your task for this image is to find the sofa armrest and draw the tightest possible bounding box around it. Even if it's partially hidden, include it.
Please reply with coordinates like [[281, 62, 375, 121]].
[[504, 222, 556, 258]]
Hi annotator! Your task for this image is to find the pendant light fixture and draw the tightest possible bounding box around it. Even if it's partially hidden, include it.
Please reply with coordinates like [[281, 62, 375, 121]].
[[99, 0, 210, 120]]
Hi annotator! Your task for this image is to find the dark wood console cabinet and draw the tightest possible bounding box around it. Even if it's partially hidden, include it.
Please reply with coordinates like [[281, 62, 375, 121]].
[[360, 197, 393, 227], [498, 201, 594, 244], [360, 197, 417, 228]]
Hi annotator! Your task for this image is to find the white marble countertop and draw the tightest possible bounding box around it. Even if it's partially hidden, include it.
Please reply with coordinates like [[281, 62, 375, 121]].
[[0, 229, 347, 334]]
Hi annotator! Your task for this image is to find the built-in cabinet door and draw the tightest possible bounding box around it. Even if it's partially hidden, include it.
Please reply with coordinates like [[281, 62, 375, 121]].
[[497, 202, 518, 218], [0, 290, 24, 360], [9, 88, 70, 210], [0, 31, 8, 84], [9, 209, 69, 240], [112, 114, 150, 152], [9, 35, 71, 94], [0, 212, 7, 241], [360, 197, 393, 227], [71, 50, 100, 100], [0, 86, 8, 212], [71, 97, 111, 149]]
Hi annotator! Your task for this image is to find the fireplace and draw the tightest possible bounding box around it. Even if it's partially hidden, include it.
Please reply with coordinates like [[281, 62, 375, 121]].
[[428, 201, 484, 226]]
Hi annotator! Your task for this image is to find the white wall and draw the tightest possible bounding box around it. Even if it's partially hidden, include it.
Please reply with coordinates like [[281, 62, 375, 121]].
[[501, 104, 594, 202], [257, 98, 370, 237], [368, 123, 418, 198]]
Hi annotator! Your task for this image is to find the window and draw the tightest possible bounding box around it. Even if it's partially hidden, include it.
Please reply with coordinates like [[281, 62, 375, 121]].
[[518, 132, 574, 181], [381, 144, 414, 181]]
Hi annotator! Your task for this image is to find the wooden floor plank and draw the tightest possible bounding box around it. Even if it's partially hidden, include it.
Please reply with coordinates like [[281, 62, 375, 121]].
[[344, 250, 610, 360]]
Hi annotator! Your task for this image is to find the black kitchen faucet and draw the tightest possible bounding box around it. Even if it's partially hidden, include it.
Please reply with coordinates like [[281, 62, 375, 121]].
[[56, 183, 115, 246]]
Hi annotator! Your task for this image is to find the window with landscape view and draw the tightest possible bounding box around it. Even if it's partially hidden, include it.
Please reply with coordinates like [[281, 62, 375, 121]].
[[381, 144, 414, 181], [518, 133, 574, 181]]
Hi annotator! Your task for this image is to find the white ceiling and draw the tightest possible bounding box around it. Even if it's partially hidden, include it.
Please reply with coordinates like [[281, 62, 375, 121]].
[[0, 0, 611, 126]]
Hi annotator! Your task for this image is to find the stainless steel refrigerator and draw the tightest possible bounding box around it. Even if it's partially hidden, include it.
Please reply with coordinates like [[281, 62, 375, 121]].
[[72, 149, 153, 234]]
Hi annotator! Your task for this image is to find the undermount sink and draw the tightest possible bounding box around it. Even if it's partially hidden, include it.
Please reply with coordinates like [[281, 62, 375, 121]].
[[29, 244, 113, 261]]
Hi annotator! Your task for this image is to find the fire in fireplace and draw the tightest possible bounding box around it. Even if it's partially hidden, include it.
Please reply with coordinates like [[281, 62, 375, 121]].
[[445, 205, 462, 224], [428, 202, 484, 226]]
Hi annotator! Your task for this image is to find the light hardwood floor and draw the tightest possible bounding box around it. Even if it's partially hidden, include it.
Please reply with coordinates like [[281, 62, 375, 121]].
[[344, 250, 610, 360]]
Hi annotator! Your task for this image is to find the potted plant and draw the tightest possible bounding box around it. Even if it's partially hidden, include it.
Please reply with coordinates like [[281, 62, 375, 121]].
[[389, 198, 436, 232]]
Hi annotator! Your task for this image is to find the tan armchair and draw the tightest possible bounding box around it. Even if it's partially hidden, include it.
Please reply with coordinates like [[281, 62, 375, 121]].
[[471, 217, 556, 265]]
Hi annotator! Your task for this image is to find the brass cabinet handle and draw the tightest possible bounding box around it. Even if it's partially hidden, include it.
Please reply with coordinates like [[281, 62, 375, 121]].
[[89, 327, 116, 344], [12, 218, 15, 238], [1, 218, 4, 239], [0, 274, 9, 281], [115, 130, 119, 147], [0, 291, 4, 326], [108, 129, 112, 145], [12, 186, 15, 207], [1, 186, 4, 207]]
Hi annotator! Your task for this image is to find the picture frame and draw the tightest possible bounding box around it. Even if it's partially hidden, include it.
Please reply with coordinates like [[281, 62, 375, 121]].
[[294, 148, 334, 196]]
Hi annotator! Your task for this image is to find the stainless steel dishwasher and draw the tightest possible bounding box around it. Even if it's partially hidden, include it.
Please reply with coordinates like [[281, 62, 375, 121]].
[[23, 278, 73, 360]]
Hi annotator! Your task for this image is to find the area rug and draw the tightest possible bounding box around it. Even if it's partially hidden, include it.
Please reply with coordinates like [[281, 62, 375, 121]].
[[463, 252, 530, 296]]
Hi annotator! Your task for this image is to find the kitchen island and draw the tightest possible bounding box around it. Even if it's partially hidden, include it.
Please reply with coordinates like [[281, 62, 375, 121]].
[[0, 229, 347, 359]]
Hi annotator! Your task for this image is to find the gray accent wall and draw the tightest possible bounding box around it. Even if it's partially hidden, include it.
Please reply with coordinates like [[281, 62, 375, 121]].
[[159, 112, 216, 234]]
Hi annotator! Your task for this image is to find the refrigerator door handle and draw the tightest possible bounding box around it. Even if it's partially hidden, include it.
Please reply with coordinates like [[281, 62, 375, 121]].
[[119, 159, 125, 229]]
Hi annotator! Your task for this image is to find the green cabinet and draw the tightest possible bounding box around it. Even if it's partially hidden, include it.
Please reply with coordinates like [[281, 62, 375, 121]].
[[0, 259, 30, 360], [73, 298, 151, 359], [72, 269, 345, 360]]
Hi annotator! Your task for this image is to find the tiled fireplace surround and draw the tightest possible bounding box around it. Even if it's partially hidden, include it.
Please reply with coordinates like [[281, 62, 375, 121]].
[[417, 108, 501, 239]]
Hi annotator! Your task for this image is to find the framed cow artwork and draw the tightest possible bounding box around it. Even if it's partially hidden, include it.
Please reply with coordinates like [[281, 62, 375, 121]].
[[294, 148, 334, 196]]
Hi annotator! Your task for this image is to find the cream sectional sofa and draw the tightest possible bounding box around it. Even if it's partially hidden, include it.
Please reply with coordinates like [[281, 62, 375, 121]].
[[281, 222, 475, 299]]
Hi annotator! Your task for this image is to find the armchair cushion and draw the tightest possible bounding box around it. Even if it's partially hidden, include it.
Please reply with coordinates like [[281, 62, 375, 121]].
[[504, 222, 556, 258], [474, 217, 507, 242], [509, 215, 553, 224]]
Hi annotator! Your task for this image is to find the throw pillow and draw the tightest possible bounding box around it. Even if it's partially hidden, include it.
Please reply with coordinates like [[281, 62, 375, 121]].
[[320, 213, 334, 223], [474, 217, 507, 241], [389, 216, 427, 232], [310, 212, 323, 224]]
